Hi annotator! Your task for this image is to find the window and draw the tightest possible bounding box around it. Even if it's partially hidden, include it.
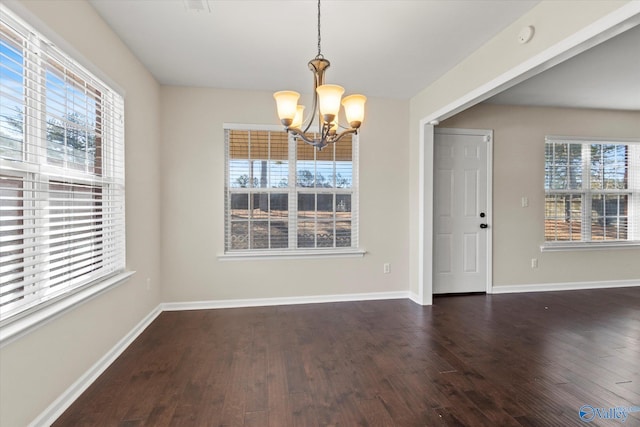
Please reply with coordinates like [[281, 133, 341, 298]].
[[544, 136, 639, 247], [0, 8, 125, 324], [224, 126, 359, 254]]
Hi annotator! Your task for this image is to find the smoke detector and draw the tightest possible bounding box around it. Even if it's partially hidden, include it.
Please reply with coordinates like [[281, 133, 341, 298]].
[[184, 0, 211, 13], [518, 26, 535, 44]]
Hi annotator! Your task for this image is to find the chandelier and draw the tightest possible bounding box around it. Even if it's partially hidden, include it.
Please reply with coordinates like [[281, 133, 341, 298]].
[[273, 0, 366, 150]]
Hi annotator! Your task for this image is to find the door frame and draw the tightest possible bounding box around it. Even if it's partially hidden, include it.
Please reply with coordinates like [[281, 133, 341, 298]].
[[416, 6, 640, 306], [433, 128, 493, 295]]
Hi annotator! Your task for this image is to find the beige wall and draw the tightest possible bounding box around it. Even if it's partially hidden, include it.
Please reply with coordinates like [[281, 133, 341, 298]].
[[160, 87, 410, 302], [408, 1, 635, 299], [441, 104, 640, 287], [1, 0, 636, 424], [0, 1, 162, 426]]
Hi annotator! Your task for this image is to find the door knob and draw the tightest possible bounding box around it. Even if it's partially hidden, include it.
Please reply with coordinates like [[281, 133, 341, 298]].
[[480, 224, 488, 229]]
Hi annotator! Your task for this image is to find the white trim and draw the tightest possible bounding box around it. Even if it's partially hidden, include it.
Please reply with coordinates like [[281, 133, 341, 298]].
[[218, 248, 366, 261], [491, 279, 639, 294], [28, 278, 639, 425], [422, 3, 640, 125], [543, 135, 639, 246], [223, 125, 360, 254], [486, 132, 494, 294], [161, 291, 410, 312], [541, 242, 640, 252], [432, 128, 493, 295], [29, 290, 411, 425], [223, 122, 282, 131], [0, 271, 136, 348], [408, 291, 421, 305], [29, 304, 162, 427], [0, 4, 128, 333], [435, 128, 491, 136], [418, 4, 640, 304], [0, 1, 125, 96], [417, 124, 434, 305], [545, 135, 640, 144]]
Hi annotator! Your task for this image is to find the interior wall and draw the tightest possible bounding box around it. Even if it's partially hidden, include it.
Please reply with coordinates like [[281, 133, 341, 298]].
[[0, 0, 633, 424], [408, 0, 635, 301], [0, 1, 162, 426], [160, 86, 410, 303], [441, 103, 640, 287]]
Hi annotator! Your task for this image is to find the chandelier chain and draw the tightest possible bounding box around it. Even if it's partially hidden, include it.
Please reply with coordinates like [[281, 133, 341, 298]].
[[317, 0, 322, 58]]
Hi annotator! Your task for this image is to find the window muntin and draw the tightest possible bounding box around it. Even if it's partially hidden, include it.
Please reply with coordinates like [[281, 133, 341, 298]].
[[225, 127, 358, 253], [0, 7, 125, 323], [544, 137, 639, 244]]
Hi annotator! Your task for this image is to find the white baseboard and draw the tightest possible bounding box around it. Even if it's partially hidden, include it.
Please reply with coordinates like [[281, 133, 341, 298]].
[[32, 290, 410, 425], [491, 279, 640, 294], [409, 291, 422, 305], [35, 281, 639, 425], [161, 291, 411, 311], [30, 305, 163, 427]]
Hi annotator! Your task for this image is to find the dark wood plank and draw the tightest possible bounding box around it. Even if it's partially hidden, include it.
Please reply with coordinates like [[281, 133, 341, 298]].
[[52, 287, 640, 426]]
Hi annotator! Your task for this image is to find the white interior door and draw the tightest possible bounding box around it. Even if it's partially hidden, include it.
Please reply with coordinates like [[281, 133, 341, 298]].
[[433, 128, 491, 294]]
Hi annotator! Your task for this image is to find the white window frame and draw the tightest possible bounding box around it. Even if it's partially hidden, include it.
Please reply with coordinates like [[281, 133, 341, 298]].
[[0, 6, 130, 343], [542, 135, 640, 251], [220, 124, 364, 260]]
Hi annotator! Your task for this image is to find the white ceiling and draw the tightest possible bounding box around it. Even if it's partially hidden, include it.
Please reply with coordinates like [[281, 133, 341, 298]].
[[485, 23, 640, 110], [88, 0, 639, 110], [88, 0, 540, 99]]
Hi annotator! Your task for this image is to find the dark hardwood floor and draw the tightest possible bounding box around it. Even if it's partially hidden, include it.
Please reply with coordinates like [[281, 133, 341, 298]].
[[54, 287, 640, 426]]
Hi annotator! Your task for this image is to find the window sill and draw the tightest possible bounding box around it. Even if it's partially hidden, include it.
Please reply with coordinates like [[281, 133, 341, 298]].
[[218, 248, 367, 261], [540, 242, 640, 252], [0, 271, 136, 348]]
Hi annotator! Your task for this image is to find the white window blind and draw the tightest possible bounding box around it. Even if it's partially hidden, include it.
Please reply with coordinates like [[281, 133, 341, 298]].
[[0, 7, 125, 323], [224, 126, 358, 253], [544, 136, 640, 245]]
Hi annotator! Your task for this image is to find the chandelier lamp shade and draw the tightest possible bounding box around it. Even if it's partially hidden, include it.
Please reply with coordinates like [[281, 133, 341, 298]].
[[273, 0, 366, 150]]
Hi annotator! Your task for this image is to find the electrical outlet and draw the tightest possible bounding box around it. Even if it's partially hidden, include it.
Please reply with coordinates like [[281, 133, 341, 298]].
[[521, 197, 529, 208], [383, 263, 390, 274], [531, 258, 538, 269]]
